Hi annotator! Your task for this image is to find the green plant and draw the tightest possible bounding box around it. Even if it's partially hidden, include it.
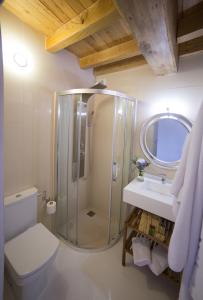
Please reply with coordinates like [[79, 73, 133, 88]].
[[132, 158, 150, 177]]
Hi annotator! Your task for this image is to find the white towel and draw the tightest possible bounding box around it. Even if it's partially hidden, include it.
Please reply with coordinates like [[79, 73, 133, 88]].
[[190, 225, 203, 300], [132, 237, 151, 267], [168, 101, 203, 300], [170, 136, 190, 216], [149, 245, 168, 276]]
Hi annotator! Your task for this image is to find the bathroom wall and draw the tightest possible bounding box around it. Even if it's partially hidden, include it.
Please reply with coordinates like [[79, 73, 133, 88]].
[[0, 8, 95, 225], [97, 52, 203, 178], [0, 27, 4, 300]]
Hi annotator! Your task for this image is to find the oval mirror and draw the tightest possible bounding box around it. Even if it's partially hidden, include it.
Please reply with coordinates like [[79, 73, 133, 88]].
[[140, 113, 192, 169]]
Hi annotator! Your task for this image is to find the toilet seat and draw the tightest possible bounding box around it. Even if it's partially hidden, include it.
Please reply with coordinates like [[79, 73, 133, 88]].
[[5, 223, 59, 285]]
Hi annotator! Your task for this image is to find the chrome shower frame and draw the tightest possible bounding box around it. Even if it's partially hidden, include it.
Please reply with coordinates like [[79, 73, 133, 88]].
[[53, 88, 137, 251]]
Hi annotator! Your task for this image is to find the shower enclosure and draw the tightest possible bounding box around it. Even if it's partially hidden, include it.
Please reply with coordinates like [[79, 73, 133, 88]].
[[55, 89, 137, 250]]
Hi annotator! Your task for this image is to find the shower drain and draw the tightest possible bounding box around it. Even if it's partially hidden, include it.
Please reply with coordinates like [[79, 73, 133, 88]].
[[87, 210, 96, 217]]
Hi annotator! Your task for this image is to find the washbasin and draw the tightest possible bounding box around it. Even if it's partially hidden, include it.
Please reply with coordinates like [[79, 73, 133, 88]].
[[123, 174, 175, 222], [144, 179, 172, 196]]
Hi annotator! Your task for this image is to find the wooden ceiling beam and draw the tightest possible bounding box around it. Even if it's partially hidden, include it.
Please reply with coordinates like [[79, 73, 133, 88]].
[[45, 0, 120, 52], [93, 6, 203, 76], [93, 35, 203, 76], [93, 36, 203, 76], [85, 17, 203, 71], [80, 39, 140, 68], [114, 0, 178, 75], [178, 1, 203, 38], [179, 35, 203, 56], [94, 55, 146, 75]]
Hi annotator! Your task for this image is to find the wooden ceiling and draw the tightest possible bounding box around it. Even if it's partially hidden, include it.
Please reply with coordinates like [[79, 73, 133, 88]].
[[2, 0, 203, 75]]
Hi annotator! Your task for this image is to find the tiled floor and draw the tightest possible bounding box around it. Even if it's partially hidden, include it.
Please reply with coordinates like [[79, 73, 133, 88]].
[[4, 239, 179, 300]]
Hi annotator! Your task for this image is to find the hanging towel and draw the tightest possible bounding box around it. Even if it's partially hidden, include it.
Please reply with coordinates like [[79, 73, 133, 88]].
[[149, 245, 168, 276], [170, 136, 190, 216], [190, 224, 203, 300], [168, 101, 203, 300], [132, 237, 151, 267]]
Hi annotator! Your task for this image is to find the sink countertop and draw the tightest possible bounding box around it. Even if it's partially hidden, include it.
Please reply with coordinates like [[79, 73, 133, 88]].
[[123, 174, 175, 222]]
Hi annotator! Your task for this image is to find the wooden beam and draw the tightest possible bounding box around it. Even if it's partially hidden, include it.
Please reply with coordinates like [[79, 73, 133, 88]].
[[94, 35, 203, 75], [114, 0, 178, 75], [178, 28, 203, 44], [94, 55, 146, 75], [45, 0, 119, 52], [178, 2, 203, 38], [80, 40, 140, 68], [179, 35, 203, 56], [94, 36, 203, 75], [93, 2, 203, 75]]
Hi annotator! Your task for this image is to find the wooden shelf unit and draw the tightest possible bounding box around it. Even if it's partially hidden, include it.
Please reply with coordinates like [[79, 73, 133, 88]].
[[122, 207, 181, 284]]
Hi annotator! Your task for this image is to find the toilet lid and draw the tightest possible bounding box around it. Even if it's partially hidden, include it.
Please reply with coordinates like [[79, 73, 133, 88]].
[[5, 223, 59, 279]]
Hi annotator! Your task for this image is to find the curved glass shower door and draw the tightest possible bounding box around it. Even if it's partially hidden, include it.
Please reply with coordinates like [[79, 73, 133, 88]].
[[56, 90, 136, 250]]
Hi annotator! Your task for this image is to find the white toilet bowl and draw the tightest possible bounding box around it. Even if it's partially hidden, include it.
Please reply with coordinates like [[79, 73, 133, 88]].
[[5, 223, 59, 300]]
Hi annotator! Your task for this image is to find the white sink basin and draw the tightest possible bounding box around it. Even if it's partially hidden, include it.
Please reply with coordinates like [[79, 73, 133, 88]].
[[123, 174, 175, 222], [145, 179, 172, 196]]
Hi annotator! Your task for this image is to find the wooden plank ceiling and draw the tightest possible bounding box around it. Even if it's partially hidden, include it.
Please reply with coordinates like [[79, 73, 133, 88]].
[[2, 0, 203, 75]]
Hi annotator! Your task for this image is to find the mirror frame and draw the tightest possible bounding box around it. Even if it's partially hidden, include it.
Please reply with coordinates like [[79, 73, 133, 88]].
[[140, 113, 192, 169]]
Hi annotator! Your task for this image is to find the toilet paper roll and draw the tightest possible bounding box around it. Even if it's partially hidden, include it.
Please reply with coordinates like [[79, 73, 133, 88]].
[[46, 201, 56, 215]]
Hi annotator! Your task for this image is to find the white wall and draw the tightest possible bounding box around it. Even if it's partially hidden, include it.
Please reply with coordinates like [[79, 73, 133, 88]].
[[97, 53, 203, 177], [0, 27, 4, 300], [0, 8, 94, 224]]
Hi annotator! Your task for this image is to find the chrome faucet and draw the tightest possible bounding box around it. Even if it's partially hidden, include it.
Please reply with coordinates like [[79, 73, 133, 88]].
[[159, 174, 167, 184]]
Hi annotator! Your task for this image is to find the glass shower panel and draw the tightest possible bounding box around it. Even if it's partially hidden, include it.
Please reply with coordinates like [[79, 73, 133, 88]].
[[109, 97, 126, 242], [77, 94, 114, 248], [56, 94, 83, 245], [119, 100, 137, 230], [109, 98, 137, 241], [56, 95, 70, 240], [56, 89, 137, 250]]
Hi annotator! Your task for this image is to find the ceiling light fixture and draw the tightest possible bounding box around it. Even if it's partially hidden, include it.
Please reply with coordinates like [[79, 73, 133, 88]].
[[13, 52, 28, 68]]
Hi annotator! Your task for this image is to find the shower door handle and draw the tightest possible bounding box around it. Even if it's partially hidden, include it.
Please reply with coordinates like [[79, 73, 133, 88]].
[[112, 162, 118, 182]]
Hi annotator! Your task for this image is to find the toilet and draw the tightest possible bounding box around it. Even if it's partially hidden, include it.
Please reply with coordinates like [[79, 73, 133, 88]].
[[4, 187, 59, 300]]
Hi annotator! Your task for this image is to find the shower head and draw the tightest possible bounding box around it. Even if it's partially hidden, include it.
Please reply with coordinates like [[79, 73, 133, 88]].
[[82, 80, 107, 103], [90, 80, 107, 90]]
